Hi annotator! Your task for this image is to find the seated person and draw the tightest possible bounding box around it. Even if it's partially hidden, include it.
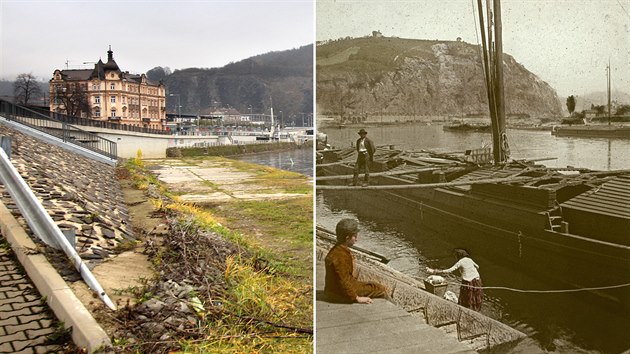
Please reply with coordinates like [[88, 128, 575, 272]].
[[324, 218, 388, 304]]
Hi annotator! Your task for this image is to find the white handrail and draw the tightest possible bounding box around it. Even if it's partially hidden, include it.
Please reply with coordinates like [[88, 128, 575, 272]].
[[0, 147, 116, 310]]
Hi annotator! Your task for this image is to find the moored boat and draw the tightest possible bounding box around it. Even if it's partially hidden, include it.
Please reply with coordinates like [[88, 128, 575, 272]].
[[551, 124, 630, 138], [317, 147, 630, 308]]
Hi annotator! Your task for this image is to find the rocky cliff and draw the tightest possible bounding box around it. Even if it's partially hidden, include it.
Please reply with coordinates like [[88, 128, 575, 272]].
[[316, 37, 562, 119]]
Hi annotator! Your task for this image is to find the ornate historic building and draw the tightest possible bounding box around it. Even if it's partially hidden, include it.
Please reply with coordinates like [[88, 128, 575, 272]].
[[49, 47, 166, 130]]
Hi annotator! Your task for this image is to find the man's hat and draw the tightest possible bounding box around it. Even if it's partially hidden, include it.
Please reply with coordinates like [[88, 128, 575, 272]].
[[358, 128, 367, 135]]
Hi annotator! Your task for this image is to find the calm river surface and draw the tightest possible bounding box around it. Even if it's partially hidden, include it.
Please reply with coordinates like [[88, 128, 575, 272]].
[[234, 147, 313, 176], [318, 123, 630, 354]]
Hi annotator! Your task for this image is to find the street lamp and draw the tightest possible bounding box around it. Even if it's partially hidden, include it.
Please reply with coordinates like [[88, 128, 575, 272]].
[[279, 110, 283, 129]]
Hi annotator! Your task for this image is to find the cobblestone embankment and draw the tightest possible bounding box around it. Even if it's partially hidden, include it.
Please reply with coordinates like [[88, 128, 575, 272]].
[[0, 124, 134, 260], [0, 122, 137, 352]]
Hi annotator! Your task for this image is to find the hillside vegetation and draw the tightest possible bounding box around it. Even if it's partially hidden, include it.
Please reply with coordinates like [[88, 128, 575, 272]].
[[317, 37, 563, 119], [161, 45, 313, 124]]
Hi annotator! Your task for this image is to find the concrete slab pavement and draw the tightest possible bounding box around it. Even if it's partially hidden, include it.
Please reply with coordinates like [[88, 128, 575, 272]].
[[316, 259, 477, 354]]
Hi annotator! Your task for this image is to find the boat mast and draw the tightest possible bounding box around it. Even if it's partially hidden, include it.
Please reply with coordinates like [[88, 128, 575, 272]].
[[607, 58, 611, 126], [493, 0, 508, 163], [478, 0, 509, 164], [270, 96, 275, 137]]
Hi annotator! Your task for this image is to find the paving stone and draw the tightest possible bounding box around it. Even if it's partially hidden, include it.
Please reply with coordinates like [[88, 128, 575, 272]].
[[18, 313, 46, 325], [0, 304, 12, 312], [0, 295, 24, 306], [5, 321, 42, 335], [12, 338, 36, 352], [0, 342, 14, 352], [16, 283, 33, 291], [38, 319, 53, 328], [0, 328, 26, 342], [25, 327, 54, 340], [0, 306, 30, 320]]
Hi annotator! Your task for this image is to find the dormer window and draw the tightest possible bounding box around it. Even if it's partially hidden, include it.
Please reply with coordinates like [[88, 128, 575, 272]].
[[110, 83, 115, 90]]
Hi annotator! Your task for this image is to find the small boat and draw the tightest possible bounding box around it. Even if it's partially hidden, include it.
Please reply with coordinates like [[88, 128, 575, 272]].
[[443, 122, 492, 132]]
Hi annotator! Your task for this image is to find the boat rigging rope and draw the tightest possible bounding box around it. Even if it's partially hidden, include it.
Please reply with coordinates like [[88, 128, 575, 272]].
[[448, 281, 630, 293]]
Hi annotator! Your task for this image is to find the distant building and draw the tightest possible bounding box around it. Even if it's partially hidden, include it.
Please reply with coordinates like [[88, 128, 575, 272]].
[[49, 47, 166, 130], [372, 30, 383, 38], [583, 109, 598, 119]]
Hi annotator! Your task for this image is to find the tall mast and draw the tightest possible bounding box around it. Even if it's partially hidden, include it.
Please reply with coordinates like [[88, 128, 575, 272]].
[[607, 58, 611, 126], [478, 0, 496, 138], [493, 0, 507, 163], [478, 0, 508, 164]]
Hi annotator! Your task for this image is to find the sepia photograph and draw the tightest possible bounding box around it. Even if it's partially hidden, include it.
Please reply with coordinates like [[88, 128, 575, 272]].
[[315, 0, 629, 353]]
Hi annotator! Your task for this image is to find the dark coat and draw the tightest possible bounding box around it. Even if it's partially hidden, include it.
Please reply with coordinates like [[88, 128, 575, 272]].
[[355, 137, 376, 159], [324, 244, 358, 302], [324, 243, 388, 302]]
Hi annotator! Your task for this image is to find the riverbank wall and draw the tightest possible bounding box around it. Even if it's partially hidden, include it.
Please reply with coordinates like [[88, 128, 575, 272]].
[[166, 142, 304, 158], [316, 232, 526, 351]]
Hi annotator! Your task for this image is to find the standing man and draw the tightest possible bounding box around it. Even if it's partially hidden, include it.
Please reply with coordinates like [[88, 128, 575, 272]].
[[324, 218, 388, 304], [352, 128, 376, 187]]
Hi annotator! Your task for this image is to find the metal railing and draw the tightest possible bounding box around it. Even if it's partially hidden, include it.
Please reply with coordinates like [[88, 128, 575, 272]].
[[0, 99, 117, 160], [27, 105, 170, 135], [0, 141, 116, 309]]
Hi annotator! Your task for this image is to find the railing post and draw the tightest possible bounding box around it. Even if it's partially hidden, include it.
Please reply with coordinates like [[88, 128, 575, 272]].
[[62, 122, 67, 142], [0, 136, 12, 160]]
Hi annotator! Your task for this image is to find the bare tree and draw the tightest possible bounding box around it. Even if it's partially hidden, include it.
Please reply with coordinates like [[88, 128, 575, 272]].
[[55, 82, 91, 117], [13, 73, 43, 105]]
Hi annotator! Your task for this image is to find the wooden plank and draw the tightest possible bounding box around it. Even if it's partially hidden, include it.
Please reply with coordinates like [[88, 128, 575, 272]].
[[316, 176, 536, 190]]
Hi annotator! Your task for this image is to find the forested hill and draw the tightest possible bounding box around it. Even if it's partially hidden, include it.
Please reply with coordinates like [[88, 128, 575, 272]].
[[159, 44, 313, 123], [316, 37, 563, 118]]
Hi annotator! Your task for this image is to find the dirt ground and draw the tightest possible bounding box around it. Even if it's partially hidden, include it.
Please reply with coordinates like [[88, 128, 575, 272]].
[[69, 180, 158, 309], [69, 157, 313, 352]]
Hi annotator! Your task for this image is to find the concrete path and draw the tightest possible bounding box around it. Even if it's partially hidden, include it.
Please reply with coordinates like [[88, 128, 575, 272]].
[[148, 159, 307, 203], [316, 260, 477, 354]]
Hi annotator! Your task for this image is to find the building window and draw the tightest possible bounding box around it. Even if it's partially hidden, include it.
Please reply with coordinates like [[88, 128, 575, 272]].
[[95, 96, 100, 104], [92, 84, 97, 90], [95, 108, 100, 117], [111, 96, 116, 103], [111, 109, 116, 118], [110, 83, 115, 90]]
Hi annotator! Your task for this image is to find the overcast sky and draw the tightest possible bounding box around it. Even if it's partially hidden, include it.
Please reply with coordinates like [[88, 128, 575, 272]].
[[0, 0, 313, 81], [317, 0, 630, 98]]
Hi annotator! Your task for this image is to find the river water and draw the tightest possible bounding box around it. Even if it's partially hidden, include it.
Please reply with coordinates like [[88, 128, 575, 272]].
[[234, 147, 313, 176], [317, 123, 630, 354]]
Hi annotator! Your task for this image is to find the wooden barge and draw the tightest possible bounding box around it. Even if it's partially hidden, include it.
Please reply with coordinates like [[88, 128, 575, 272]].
[[316, 147, 630, 308], [552, 125, 630, 138]]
